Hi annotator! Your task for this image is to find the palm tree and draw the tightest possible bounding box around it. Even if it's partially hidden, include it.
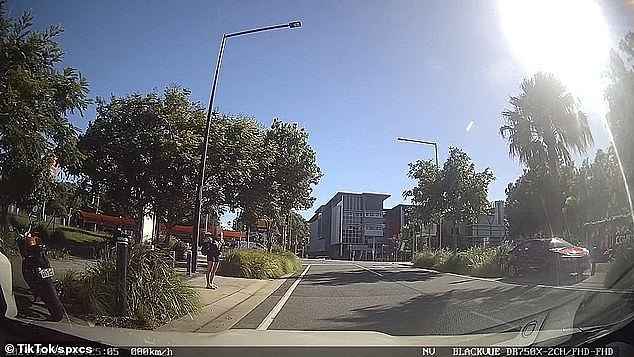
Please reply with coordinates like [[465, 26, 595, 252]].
[[500, 73, 593, 236], [500, 72, 593, 173]]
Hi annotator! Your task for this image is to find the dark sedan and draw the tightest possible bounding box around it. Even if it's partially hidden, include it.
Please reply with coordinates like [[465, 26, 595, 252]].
[[507, 237, 590, 284]]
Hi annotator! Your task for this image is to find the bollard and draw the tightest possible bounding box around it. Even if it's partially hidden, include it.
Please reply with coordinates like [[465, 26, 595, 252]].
[[116, 233, 129, 316], [185, 243, 192, 276]]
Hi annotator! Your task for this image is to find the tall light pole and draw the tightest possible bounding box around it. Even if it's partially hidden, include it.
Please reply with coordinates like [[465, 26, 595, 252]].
[[191, 21, 302, 272], [397, 137, 442, 250]]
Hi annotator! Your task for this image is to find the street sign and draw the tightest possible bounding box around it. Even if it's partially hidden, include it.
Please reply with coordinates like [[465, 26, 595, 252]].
[[256, 219, 268, 232]]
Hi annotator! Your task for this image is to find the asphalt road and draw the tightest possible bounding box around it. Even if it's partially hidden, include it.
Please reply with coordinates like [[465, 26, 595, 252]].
[[233, 259, 634, 336]]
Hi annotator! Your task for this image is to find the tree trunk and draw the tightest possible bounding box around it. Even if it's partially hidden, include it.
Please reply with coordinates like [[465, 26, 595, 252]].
[[136, 203, 144, 243], [537, 192, 554, 237], [0, 202, 9, 225]]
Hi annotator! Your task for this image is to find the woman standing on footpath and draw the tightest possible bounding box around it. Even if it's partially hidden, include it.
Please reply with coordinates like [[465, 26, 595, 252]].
[[203, 228, 224, 289]]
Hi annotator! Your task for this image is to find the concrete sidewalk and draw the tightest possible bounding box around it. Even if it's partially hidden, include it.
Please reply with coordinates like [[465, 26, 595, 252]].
[[570, 263, 624, 291], [155, 273, 287, 333], [8, 253, 289, 332]]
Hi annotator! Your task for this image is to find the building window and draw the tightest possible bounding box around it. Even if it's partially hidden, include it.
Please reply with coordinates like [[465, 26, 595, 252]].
[[344, 195, 362, 211], [365, 210, 383, 218]]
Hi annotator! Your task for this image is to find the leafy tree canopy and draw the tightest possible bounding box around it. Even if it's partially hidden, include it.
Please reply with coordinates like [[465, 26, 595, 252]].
[[0, 1, 89, 219], [404, 147, 494, 249]]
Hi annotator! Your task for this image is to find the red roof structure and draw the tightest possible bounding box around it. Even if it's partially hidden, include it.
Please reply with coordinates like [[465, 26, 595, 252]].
[[80, 211, 136, 229], [222, 230, 246, 239], [79, 211, 246, 239]]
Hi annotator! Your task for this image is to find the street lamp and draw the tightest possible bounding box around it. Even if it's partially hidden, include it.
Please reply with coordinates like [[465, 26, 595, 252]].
[[191, 21, 302, 272], [397, 137, 442, 250]]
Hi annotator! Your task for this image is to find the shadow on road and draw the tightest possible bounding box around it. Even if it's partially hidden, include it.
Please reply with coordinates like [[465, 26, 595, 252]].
[[499, 271, 591, 287], [303, 268, 438, 286], [13, 287, 53, 322], [320, 282, 634, 336]]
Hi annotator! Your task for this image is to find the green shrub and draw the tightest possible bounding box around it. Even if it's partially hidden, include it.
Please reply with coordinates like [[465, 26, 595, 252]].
[[47, 247, 71, 260], [169, 238, 187, 260], [57, 243, 201, 329], [52, 227, 109, 245], [413, 250, 437, 268], [273, 250, 302, 273], [35, 223, 51, 241], [438, 252, 472, 274], [0, 228, 18, 256], [220, 249, 301, 279], [7, 214, 29, 229], [412, 243, 513, 278], [36, 228, 64, 248], [605, 240, 634, 289], [413, 249, 452, 270]]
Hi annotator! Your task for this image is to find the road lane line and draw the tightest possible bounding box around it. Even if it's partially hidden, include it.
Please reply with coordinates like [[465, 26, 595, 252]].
[[256, 264, 311, 330], [355, 263, 385, 277], [534, 284, 634, 295], [415, 267, 634, 294]]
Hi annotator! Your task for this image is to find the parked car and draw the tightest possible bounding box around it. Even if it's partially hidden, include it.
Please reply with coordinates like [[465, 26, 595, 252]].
[[506, 237, 590, 284]]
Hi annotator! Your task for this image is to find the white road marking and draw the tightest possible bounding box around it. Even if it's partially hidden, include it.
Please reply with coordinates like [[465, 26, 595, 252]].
[[355, 264, 385, 277], [416, 267, 634, 294], [256, 264, 311, 330], [534, 284, 634, 295]]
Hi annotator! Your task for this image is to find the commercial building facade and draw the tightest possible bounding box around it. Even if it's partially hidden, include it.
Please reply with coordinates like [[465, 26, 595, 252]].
[[309, 194, 508, 259], [308, 192, 390, 260]]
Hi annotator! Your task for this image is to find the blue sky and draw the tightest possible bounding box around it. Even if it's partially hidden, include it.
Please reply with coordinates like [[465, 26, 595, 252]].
[[7, 0, 630, 225]]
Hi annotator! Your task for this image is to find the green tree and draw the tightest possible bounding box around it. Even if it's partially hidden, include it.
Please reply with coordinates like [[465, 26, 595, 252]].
[[264, 119, 322, 214], [577, 148, 628, 222], [500, 73, 593, 235], [505, 170, 544, 239], [605, 32, 634, 210], [285, 211, 309, 254], [505, 165, 580, 239], [0, 2, 89, 222], [46, 181, 84, 218], [404, 147, 495, 250], [236, 118, 322, 243], [80, 87, 210, 240], [500, 72, 593, 173], [507, 148, 627, 240]]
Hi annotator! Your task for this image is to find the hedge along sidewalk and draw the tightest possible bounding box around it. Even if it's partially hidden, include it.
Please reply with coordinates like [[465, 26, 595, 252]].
[[155, 272, 293, 333]]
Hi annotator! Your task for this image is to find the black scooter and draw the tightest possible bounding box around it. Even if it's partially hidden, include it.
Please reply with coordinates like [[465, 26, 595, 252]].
[[12, 208, 65, 321]]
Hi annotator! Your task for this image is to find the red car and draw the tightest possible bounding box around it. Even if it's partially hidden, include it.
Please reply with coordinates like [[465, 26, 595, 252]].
[[507, 237, 590, 284]]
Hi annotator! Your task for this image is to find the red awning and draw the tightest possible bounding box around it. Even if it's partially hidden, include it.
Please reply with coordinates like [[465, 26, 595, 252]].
[[222, 230, 246, 239], [80, 212, 241, 238], [79, 211, 102, 222], [79, 211, 136, 228], [171, 225, 194, 234]]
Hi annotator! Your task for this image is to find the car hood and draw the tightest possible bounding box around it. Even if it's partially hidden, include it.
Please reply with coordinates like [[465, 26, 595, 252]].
[[551, 246, 588, 256], [9, 316, 581, 347]]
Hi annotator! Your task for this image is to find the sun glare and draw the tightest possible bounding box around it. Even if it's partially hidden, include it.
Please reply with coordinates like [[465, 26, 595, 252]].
[[498, 0, 612, 115]]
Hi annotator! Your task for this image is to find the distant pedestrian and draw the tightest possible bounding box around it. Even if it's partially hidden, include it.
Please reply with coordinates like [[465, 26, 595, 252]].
[[202, 231, 223, 289]]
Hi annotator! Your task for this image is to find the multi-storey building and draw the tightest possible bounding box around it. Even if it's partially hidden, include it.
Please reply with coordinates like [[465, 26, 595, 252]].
[[308, 192, 389, 259], [309, 193, 508, 259]]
